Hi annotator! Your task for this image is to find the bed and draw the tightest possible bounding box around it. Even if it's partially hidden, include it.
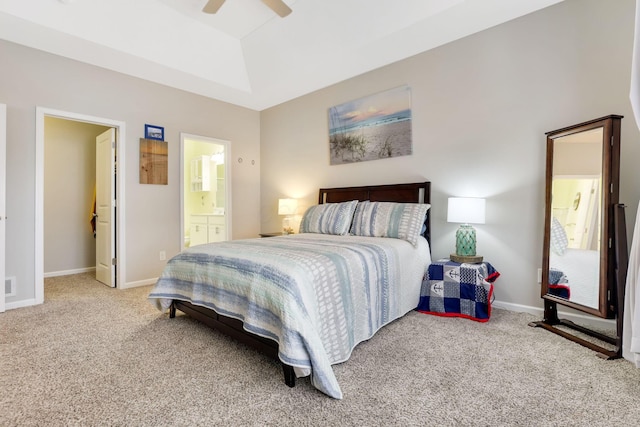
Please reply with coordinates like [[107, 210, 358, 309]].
[[148, 182, 431, 399], [549, 248, 599, 309]]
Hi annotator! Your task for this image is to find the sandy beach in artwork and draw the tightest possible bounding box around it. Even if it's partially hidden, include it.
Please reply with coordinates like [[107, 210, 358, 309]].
[[330, 119, 412, 165]]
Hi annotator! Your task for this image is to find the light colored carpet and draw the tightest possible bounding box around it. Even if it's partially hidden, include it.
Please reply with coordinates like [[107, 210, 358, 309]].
[[2, 272, 640, 426]]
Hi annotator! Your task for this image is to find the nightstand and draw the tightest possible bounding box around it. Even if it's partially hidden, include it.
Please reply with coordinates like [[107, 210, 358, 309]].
[[417, 258, 500, 322], [259, 232, 283, 238]]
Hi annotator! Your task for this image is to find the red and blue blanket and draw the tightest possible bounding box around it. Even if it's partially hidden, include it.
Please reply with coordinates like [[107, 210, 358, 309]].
[[417, 259, 500, 322], [547, 267, 570, 299]]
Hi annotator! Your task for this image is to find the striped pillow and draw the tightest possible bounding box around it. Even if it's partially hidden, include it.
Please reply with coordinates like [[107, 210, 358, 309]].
[[350, 201, 430, 246], [299, 200, 358, 235], [550, 217, 568, 255]]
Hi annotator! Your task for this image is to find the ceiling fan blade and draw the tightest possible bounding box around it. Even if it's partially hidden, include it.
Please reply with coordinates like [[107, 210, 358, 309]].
[[202, 0, 225, 14], [262, 0, 292, 17]]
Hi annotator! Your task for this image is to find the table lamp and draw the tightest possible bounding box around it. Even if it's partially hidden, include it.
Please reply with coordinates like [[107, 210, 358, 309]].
[[447, 197, 486, 263], [278, 198, 297, 235]]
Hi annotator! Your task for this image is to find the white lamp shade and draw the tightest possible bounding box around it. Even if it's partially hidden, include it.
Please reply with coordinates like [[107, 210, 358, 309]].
[[278, 198, 297, 215], [447, 197, 486, 224]]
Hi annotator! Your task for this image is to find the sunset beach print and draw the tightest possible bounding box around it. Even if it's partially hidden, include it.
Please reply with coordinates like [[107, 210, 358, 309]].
[[328, 86, 412, 165]]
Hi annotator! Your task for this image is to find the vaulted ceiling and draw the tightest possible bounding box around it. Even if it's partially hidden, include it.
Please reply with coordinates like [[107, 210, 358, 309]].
[[0, 0, 564, 110]]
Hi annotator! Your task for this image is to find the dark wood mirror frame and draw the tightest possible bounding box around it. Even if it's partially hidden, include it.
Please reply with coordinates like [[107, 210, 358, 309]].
[[529, 115, 628, 359]]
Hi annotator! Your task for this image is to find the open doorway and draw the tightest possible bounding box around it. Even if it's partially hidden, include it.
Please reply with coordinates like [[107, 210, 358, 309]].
[[181, 133, 231, 250], [35, 108, 126, 304], [43, 118, 111, 283]]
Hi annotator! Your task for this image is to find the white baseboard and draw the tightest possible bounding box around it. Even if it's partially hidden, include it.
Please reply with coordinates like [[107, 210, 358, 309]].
[[492, 300, 539, 315], [5, 298, 38, 310], [44, 267, 96, 278], [121, 278, 157, 289], [493, 299, 616, 329], [3, 276, 156, 309]]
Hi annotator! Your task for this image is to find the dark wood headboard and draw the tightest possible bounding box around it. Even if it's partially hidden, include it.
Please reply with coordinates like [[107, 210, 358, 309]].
[[318, 182, 431, 245]]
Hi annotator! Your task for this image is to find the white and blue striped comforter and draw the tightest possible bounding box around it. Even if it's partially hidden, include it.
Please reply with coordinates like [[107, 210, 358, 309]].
[[148, 233, 430, 399]]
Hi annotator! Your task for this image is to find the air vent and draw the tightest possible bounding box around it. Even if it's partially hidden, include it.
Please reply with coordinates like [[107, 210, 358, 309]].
[[5, 277, 16, 297]]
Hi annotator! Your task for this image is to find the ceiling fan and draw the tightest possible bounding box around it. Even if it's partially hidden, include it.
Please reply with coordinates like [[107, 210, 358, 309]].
[[203, 0, 292, 17]]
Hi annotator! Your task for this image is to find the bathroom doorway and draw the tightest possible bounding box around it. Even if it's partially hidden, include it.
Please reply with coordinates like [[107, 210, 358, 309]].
[[180, 133, 231, 250]]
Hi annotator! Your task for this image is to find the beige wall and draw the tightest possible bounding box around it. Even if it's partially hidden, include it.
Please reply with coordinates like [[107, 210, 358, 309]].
[[260, 0, 640, 311], [553, 141, 602, 176], [4, 0, 640, 313], [44, 117, 110, 274], [1, 39, 261, 304]]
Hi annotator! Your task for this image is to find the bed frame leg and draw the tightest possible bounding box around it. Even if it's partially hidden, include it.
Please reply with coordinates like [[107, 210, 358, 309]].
[[282, 364, 295, 388], [169, 302, 176, 319]]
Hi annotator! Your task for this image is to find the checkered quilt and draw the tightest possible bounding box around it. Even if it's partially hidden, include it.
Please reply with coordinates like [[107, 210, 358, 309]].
[[417, 259, 499, 322], [548, 267, 570, 298]]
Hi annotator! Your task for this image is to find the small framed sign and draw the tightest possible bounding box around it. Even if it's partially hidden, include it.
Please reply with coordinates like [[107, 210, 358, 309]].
[[144, 124, 164, 141]]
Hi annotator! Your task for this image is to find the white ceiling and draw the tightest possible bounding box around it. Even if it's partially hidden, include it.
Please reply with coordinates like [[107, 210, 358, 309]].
[[0, 0, 564, 111]]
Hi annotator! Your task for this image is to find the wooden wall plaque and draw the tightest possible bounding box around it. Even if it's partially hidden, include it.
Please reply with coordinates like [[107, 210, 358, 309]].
[[139, 138, 168, 185]]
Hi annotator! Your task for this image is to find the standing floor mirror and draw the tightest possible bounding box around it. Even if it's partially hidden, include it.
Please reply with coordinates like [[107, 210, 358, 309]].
[[529, 115, 628, 359]]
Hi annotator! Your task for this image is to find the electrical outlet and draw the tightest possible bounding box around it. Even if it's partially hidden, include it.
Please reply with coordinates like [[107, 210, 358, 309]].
[[159, 251, 166, 261]]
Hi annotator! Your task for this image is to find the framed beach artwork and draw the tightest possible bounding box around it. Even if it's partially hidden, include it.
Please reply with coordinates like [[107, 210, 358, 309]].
[[328, 86, 412, 165]]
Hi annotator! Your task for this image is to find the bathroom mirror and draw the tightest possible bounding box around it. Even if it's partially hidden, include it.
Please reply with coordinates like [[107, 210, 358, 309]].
[[531, 115, 626, 359]]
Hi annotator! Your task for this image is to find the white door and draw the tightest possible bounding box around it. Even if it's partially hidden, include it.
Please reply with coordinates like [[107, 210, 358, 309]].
[[0, 104, 6, 312], [95, 128, 115, 287]]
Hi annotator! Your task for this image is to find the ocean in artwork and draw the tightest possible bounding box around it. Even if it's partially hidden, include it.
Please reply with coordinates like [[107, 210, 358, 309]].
[[328, 86, 412, 165]]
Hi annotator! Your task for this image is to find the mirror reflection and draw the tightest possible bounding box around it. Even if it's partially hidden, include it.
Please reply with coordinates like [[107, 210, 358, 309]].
[[535, 115, 623, 357], [547, 127, 603, 309]]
